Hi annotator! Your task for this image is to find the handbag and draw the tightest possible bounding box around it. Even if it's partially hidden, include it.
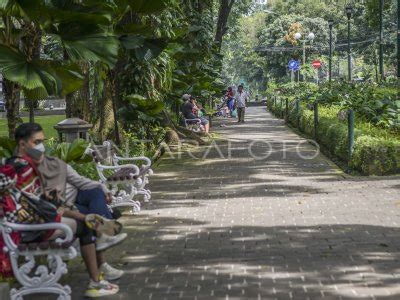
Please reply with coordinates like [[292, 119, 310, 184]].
[[231, 109, 237, 118], [18, 192, 59, 243]]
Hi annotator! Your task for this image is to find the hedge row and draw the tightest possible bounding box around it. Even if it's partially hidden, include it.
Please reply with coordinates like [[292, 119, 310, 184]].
[[267, 97, 400, 175]]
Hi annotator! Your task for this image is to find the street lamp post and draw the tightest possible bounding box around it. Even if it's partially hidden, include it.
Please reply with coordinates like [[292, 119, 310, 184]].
[[398, 0, 400, 79], [294, 32, 315, 81], [346, 4, 353, 82], [328, 19, 334, 82], [379, 0, 384, 81]]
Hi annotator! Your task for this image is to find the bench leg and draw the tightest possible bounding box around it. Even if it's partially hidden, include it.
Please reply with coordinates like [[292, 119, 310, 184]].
[[110, 200, 141, 215], [9, 252, 72, 300], [110, 185, 141, 214], [11, 284, 71, 300], [135, 190, 151, 202], [134, 175, 151, 202]]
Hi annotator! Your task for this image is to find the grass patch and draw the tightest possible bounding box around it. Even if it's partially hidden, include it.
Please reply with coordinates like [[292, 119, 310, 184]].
[[0, 115, 65, 139]]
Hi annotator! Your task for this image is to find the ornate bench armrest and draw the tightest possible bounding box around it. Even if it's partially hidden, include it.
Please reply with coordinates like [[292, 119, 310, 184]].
[[114, 156, 151, 168], [1, 221, 74, 251], [95, 163, 140, 182]]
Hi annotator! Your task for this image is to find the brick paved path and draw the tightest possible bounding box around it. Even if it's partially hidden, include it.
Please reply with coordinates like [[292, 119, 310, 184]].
[[46, 107, 400, 299]]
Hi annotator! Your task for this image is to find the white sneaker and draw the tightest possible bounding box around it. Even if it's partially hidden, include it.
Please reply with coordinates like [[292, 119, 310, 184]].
[[84, 278, 119, 298], [100, 263, 124, 281], [96, 233, 127, 251]]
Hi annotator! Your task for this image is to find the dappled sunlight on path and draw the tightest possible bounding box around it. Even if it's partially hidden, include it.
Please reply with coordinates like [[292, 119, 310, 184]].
[[41, 107, 399, 300]]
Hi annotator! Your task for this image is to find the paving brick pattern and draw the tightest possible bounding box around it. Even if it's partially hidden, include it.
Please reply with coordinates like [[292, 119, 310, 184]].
[[36, 107, 400, 299]]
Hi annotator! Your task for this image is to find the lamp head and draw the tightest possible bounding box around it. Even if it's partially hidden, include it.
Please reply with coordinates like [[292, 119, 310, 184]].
[[307, 32, 315, 40], [346, 5, 353, 19], [328, 19, 334, 28], [294, 32, 302, 40]]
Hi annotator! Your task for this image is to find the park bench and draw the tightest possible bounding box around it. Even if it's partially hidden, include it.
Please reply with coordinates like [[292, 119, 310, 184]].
[[0, 193, 77, 300], [179, 112, 202, 132], [90, 142, 153, 214]]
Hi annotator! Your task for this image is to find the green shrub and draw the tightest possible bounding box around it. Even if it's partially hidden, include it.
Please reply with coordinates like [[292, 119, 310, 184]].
[[351, 136, 400, 175], [317, 116, 349, 161], [269, 81, 399, 132], [70, 161, 99, 180], [267, 97, 400, 175]]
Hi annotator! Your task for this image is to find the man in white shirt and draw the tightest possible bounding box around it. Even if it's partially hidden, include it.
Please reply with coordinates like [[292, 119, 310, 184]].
[[234, 84, 248, 123]]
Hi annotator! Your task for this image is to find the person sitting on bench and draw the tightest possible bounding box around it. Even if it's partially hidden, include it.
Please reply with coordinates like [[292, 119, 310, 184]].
[[13, 123, 125, 298], [181, 94, 210, 133]]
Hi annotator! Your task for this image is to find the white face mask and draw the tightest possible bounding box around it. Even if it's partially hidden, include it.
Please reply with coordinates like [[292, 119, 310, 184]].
[[34, 143, 45, 153]]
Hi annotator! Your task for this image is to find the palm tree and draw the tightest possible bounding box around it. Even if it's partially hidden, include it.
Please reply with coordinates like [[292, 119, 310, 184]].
[[0, 0, 120, 136]]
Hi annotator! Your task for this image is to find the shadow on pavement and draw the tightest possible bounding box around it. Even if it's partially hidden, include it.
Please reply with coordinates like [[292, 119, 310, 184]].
[[57, 215, 400, 300]]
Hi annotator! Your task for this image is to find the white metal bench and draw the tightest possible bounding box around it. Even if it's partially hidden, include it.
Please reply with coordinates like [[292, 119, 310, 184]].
[[90, 142, 153, 214], [0, 198, 77, 300], [180, 113, 202, 132]]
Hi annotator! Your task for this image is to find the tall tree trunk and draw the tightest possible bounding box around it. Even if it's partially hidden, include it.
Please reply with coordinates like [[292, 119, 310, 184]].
[[65, 63, 91, 120], [93, 75, 115, 143], [3, 79, 20, 139], [374, 48, 379, 82], [97, 86, 107, 137], [29, 99, 34, 123], [215, 0, 235, 51], [107, 69, 121, 145], [397, 0, 400, 79], [80, 64, 91, 121], [22, 23, 41, 123], [65, 93, 73, 118]]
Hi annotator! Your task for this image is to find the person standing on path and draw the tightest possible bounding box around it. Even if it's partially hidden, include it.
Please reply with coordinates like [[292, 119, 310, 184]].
[[226, 86, 235, 116], [234, 84, 248, 123]]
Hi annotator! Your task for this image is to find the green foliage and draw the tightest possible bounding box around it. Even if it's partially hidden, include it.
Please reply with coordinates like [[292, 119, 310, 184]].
[[222, 11, 268, 92], [0, 136, 16, 159], [315, 81, 399, 131], [267, 88, 400, 175], [0, 0, 130, 100], [0, 45, 84, 100], [128, 0, 176, 14], [224, 0, 397, 89], [117, 0, 225, 126], [351, 135, 400, 175], [46, 138, 92, 164], [118, 94, 165, 123], [257, 14, 331, 81], [61, 34, 119, 67], [69, 161, 99, 180], [270, 81, 399, 132]]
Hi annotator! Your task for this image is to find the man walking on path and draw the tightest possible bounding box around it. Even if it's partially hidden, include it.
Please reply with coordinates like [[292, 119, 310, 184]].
[[234, 84, 248, 123]]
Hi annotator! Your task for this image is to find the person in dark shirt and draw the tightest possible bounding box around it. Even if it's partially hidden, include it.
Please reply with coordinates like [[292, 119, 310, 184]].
[[181, 94, 210, 133], [181, 94, 197, 119]]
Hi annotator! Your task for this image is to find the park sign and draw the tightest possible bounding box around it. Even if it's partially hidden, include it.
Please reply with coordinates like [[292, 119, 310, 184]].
[[288, 59, 300, 71], [312, 60, 322, 69]]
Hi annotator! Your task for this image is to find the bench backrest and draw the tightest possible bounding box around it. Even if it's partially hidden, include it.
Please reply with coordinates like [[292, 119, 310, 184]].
[[91, 143, 115, 166]]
